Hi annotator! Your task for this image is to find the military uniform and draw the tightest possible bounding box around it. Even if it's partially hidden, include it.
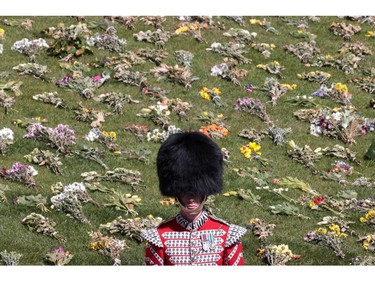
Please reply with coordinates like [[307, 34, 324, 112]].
[[141, 211, 247, 266]]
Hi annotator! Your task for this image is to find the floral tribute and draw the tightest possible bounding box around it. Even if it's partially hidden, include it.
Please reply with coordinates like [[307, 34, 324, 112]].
[[304, 224, 348, 258], [0, 162, 38, 188], [199, 86, 226, 108], [23, 123, 76, 153]]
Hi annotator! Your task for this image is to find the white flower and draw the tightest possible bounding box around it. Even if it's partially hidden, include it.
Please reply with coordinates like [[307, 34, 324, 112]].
[[28, 165, 38, 176], [0, 128, 14, 141], [85, 128, 101, 141]]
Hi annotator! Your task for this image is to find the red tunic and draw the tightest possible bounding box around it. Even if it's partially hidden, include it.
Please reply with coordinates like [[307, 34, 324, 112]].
[[141, 211, 247, 266]]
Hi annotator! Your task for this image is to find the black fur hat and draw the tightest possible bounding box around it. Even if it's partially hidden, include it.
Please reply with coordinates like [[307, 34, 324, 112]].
[[156, 131, 223, 197]]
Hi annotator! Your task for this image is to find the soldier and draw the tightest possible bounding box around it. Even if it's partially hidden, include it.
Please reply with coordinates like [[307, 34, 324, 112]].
[[141, 131, 247, 265]]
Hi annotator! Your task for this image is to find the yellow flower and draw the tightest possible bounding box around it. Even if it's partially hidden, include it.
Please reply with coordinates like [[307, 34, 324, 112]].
[[217, 114, 223, 118], [249, 19, 261, 25], [229, 190, 238, 195], [212, 87, 221, 95], [109, 131, 117, 139], [202, 111, 208, 115], [363, 240, 369, 250], [329, 224, 341, 234], [360, 216, 368, 223], [175, 26, 189, 34], [200, 92, 211, 100], [223, 192, 231, 197], [249, 218, 260, 224], [188, 23, 198, 30], [113, 150, 122, 155], [365, 31, 374, 37], [248, 142, 261, 152], [334, 83, 348, 93], [324, 54, 334, 60], [309, 201, 315, 208], [317, 227, 327, 234]]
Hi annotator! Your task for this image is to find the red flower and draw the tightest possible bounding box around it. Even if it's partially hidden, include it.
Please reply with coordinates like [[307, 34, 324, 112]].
[[313, 196, 326, 205]]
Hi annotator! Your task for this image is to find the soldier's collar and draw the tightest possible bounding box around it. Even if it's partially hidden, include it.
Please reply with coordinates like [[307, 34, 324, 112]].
[[176, 211, 208, 230]]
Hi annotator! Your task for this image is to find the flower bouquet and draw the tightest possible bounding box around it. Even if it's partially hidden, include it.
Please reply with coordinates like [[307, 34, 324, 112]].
[[304, 224, 347, 258], [23, 123, 76, 153], [199, 87, 226, 108], [44, 246, 73, 265], [0, 162, 37, 188], [88, 231, 128, 265], [322, 160, 353, 185], [256, 244, 300, 265]]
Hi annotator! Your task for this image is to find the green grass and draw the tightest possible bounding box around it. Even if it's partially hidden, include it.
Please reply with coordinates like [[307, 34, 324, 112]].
[[1, 16, 375, 266]]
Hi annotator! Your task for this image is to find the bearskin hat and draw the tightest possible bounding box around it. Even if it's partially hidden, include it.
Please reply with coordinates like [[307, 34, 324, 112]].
[[156, 131, 223, 197]]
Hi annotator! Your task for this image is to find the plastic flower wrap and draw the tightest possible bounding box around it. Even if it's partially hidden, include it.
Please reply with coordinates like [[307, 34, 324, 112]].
[[269, 202, 310, 220], [0, 127, 14, 155]]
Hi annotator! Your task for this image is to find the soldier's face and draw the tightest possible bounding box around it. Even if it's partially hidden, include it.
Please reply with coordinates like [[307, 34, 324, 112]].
[[177, 194, 205, 209]]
